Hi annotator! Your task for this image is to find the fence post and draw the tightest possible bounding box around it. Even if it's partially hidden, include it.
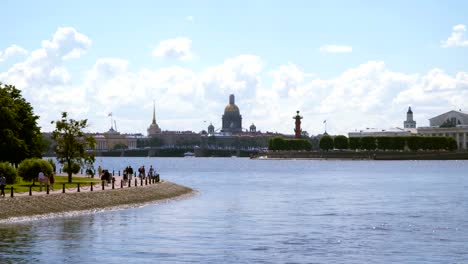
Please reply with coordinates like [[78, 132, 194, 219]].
[[140, 177, 143, 186], [145, 178, 147, 185], [91, 182, 94, 191], [112, 170, 115, 176], [29, 185, 32, 196], [121, 180, 123, 189], [63, 184, 66, 193], [47, 184, 50, 195], [112, 178, 115, 190], [10, 187, 13, 197], [135, 178, 137, 187], [102, 180, 105, 190], [128, 179, 131, 188], [77, 183, 80, 192]]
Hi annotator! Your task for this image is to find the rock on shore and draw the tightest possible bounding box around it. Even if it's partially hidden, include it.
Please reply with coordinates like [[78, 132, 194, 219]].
[[0, 181, 193, 221]]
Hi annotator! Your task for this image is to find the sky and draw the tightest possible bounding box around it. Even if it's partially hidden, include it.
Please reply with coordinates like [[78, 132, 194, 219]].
[[1, 0, 468, 135]]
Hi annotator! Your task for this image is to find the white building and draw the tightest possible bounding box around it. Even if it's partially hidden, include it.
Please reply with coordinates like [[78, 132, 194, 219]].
[[349, 127, 414, 138], [418, 110, 468, 150]]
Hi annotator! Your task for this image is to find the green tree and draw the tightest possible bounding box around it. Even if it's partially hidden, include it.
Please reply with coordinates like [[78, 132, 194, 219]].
[[333, 135, 349, 149], [406, 136, 420, 151], [0, 162, 17, 184], [349, 137, 361, 150], [319, 135, 334, 151], [17, 158, 53, 183], [51, 112, 96, 183], [446, 137, 458, 151], [377, 137, 392, 151], [361, 137, 376, 151], [0, 83, 44, 165]]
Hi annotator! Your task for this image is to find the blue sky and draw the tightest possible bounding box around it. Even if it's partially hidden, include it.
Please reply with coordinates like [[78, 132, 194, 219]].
[[1, 0, 468, 135]]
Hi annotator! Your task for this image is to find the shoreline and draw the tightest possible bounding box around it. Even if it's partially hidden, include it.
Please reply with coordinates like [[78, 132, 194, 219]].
[[0, 181, 193, 222]]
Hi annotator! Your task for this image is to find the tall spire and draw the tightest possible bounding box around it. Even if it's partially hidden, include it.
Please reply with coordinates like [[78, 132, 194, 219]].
[[152, 100, 156, 124]]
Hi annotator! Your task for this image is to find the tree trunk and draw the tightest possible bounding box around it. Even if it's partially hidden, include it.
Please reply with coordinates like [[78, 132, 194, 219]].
[[67, 160, 72, 183]]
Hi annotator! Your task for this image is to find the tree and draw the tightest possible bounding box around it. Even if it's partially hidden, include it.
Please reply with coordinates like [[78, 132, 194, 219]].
[[319, 135, 334, 151], [361, 137, 376, 151], [349, 137, 361, 150], [0, 162, 17, 184], [0, 83, 44, 165], [17, 158, 53, 183], [51, 112, 96, 183], [333, 135, 349, 149]]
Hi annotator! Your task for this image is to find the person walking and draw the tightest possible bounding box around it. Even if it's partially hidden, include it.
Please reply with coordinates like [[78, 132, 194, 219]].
[[38, 171, 47, 192], [148, 165, 154, 179], [0, 174, 6, 197]]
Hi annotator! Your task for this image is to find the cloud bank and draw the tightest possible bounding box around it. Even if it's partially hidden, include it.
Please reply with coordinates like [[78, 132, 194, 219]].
[[1, 27, 467, 136]]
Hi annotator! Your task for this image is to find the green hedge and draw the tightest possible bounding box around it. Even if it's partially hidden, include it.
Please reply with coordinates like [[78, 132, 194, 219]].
[[0, 162, 17, 184], [268, 137, 312, 151], [349, 136, 458, 151]]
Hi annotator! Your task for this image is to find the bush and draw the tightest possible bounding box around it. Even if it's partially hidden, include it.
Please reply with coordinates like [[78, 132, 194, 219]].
[[18, 158, 53, 182], [63, 162, 80, 175], [0, 162, 18, 184], [333, 135, 349, 149]]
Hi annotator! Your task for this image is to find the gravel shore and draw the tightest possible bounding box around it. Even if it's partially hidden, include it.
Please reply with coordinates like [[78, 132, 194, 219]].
[[0, 181, 193, 221]]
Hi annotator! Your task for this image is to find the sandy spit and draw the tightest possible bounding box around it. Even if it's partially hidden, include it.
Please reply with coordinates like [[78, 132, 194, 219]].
[[0, 181, 193, 221]]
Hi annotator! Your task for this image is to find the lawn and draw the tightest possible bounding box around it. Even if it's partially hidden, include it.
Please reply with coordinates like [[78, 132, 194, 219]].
[[6, 175, 102, 193]]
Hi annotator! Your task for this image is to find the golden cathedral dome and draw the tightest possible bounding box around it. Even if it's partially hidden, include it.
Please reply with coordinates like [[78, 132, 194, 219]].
[[224, 103, 240, 113]]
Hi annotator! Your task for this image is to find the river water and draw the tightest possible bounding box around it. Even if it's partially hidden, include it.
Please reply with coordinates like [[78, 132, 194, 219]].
[[1, 158, 467, 263]]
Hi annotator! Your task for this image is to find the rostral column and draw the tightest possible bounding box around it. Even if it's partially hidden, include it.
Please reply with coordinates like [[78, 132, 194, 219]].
[[293, 110, 302, 138]]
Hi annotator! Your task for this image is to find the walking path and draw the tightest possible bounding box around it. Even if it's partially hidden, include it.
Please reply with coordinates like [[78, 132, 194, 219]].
[[9, 174, 160, 197]]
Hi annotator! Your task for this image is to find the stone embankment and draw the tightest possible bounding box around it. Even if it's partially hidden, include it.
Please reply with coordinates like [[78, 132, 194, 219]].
[[261, 151, 468, 160], [0, 181, 193, 221]]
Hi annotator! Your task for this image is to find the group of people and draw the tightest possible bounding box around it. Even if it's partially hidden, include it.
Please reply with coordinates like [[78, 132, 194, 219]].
[[122, 165, 157, 183]]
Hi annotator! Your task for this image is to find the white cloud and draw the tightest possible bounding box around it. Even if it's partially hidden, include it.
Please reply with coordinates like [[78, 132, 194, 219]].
[[186, 16, 193, 22], [441, 24, 468, 48], [2, 28, 468, 136], [0, 44, 28, 62], [319, 44, 352, 53], [152, 37, 193, 60]]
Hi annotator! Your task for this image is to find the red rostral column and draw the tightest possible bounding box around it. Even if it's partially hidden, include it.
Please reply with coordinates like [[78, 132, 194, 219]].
[[293, 110, 303, 138]]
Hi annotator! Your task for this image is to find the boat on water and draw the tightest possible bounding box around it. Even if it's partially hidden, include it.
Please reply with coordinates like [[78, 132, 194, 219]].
[[184, 152, 195, 157]]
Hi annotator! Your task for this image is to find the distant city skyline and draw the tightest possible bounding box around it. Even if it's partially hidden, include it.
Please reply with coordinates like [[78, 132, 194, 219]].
[[1, 1, 467, 135]]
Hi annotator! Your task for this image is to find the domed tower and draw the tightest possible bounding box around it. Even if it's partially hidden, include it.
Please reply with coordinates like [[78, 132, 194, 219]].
[[208, 123, 215, 134], [249, 123, 256, 133], [221, 94, 242, 133], [404, 106, 416, 128], [147, 101, 162, 136]]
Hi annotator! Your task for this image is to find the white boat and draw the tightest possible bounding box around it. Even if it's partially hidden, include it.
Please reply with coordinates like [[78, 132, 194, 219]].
[[184, 152, 195, 157]]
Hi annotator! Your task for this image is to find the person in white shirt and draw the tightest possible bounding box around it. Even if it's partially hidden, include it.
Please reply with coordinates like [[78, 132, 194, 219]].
[[38, 171, 48, 192]]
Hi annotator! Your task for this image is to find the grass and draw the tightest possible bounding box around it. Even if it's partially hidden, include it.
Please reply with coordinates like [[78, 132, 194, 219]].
[[6, 175, 102, 193]]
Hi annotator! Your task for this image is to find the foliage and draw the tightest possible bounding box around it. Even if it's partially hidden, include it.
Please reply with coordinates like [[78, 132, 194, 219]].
[[0, 83, 44, 165], [319, 136, 334, 151], [349, 137, 361, 150], [113, 143, 128, 150], [376, 137, 393, 151], [0, 162, 18, 184], [47, 158, 56, 173], [17, 158, 53, 182], [447, 137, 458, 151], [333, 135, 349, 149], [268, 137, 312, 151], [51, 112, 96, 183], [361, 137, 376, 151], [63, 162, 80, 174]]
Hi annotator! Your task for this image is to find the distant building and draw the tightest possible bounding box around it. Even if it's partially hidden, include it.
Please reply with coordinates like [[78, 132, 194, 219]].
[[417, 110, 468, 150], [404, 106, 416, 128], [221, 94, 242, 133], [147, 101, 162, 136], [94, 126, 138, 150], [348, 127, 413, 138]]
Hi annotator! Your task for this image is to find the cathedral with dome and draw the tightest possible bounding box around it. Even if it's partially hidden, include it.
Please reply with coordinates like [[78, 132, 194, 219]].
[[221, 94, 243, 133]]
